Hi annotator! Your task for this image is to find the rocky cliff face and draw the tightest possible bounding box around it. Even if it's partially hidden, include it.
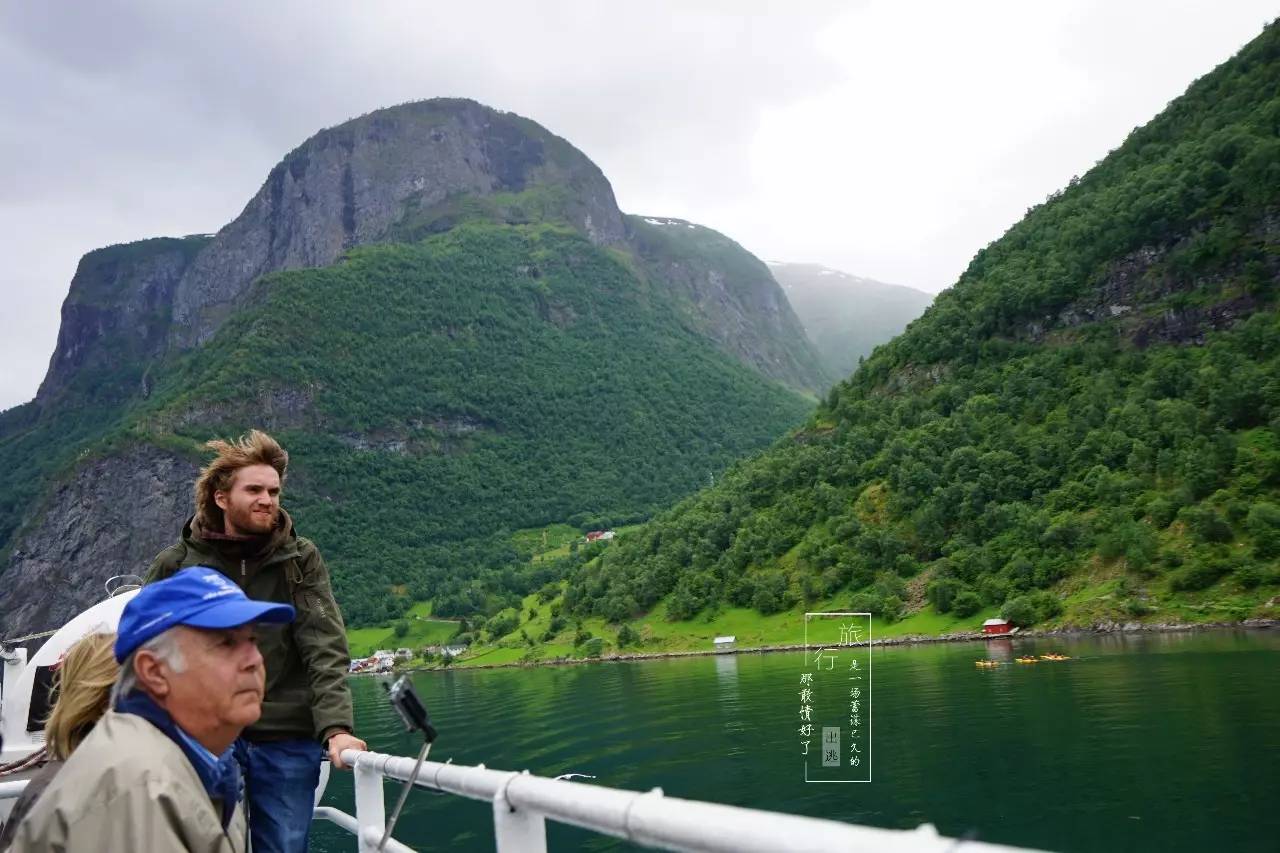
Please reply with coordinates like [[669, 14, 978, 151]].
[[1022, 210, 1280, 348], [31, 99, 824, 406], [171, 99, 627, 345], [0, 444, 197, 637], [36, 236, 209, 404]]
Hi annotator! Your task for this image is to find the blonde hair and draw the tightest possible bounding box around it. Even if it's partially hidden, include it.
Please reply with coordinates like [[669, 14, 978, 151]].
[[44, 633, 118, 760], [194, 429, 289, 529]]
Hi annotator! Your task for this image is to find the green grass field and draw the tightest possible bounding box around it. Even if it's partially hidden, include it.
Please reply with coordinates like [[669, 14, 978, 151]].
[[347, 614, 461, 658], [440, 583, 1005, 668], [510, 523, 581, 562], [405, 601, 435, 618], [1053, 559, 1271, 627]]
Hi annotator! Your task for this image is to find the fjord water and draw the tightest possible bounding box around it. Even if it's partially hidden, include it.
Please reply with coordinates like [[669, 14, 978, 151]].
[[314, 631, 1279, 852]]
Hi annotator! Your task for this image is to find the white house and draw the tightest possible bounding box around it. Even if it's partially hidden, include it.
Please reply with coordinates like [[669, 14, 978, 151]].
[[713, 636, 736, 652]]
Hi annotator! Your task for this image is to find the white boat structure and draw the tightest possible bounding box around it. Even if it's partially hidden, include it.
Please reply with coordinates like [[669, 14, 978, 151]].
[[2, 588, 1046, 852]]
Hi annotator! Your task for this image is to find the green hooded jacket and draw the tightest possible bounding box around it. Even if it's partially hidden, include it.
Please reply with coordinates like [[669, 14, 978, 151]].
[[144, 510, 354, 743]]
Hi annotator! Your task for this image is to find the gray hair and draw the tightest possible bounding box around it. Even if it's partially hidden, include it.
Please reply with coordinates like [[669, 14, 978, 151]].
[[110, 627, 187, 704]]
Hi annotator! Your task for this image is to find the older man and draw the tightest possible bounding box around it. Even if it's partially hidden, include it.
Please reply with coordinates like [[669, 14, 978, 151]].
[[9, 567, 295, 853]]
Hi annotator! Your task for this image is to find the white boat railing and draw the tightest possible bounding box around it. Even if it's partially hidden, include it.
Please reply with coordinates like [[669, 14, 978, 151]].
[[1, 751, 1048, 852], [323, 747, 1048, 853], [0, 780, 29, 801]]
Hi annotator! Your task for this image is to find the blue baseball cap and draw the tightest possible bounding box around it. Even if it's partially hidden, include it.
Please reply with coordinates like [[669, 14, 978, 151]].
[[115, 566, 296, 662]]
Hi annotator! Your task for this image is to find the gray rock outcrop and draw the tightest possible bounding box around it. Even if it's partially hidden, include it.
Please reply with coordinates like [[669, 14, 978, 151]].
[[32, 99, 826, 406], [0, 444, 197, 638], [171, 99, 627, 345], [1022, 210, 1278, 348], [36, 236, 209, 403]]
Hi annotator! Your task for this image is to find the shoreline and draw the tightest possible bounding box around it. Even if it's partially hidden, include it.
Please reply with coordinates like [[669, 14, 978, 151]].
[[380, 617, 1278, 675]]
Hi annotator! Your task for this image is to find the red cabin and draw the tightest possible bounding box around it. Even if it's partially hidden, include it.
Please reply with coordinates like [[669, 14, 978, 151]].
[[982, 618, 1012, 635]]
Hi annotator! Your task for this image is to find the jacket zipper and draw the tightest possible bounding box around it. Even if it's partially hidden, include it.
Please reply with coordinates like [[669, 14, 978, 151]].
[[241, 558, 246, 578]]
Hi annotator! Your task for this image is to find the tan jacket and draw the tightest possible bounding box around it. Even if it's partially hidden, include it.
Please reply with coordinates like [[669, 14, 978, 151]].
[[7, 711, 246, 853]]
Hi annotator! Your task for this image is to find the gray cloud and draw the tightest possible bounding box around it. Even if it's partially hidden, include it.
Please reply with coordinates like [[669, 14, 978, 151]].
[[1, 1, 1274, 409]]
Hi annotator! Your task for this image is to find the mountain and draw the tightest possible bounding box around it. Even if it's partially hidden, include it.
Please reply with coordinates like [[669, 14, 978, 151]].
[[629, 220, 831, 391], [34, 100, 823, 405], [0, 99, 824, 636], [564, 21, 1280, 630], [769, 262, 934, 380]]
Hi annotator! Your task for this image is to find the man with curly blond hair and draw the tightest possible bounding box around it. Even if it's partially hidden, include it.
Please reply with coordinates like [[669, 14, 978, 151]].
[[145, 430, 365, 853]]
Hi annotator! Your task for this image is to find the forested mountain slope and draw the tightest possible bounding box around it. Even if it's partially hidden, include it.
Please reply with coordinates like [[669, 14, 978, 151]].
[[0, 101, 818, 635], [628, 218, 831, 391], [565, 21, 1280, 629]]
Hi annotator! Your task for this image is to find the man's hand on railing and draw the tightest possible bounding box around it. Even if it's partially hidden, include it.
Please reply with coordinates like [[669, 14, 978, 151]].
[[327, 731, 368, 769]]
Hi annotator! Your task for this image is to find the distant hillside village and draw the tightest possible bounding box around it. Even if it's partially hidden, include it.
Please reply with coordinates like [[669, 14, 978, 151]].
[[349, 528, 623, 673], [349, 645, 468, 673]]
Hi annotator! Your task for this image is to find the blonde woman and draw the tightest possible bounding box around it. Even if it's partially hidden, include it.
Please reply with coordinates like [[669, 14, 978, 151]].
[[0, 632, 117, 849]]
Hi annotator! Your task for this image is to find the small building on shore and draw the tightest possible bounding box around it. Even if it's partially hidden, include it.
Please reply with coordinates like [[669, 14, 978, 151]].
[[982, 618, 1012, 635], [350, 650, 398, 673], [713, 635, 736, 652]]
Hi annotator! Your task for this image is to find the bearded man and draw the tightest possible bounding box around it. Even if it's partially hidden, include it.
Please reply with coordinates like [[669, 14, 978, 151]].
[[145, 429, 366, 853]]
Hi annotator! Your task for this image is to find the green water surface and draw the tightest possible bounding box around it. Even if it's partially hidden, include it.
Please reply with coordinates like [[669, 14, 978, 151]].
[[313, 630, 1280, 852]]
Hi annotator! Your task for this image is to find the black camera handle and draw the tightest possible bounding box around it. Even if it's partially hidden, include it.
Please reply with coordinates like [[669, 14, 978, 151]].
[[379, 676, 438, 851]]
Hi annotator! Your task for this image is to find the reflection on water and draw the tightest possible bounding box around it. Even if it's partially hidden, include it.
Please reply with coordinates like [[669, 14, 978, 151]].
[[313, 630, 1280, 853], [986, 637, 1014, 660], [713, 653, 739, 697]]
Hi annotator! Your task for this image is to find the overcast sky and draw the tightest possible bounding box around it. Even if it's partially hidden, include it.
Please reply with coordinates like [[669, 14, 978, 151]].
[[2, 1, 1276, 411]]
